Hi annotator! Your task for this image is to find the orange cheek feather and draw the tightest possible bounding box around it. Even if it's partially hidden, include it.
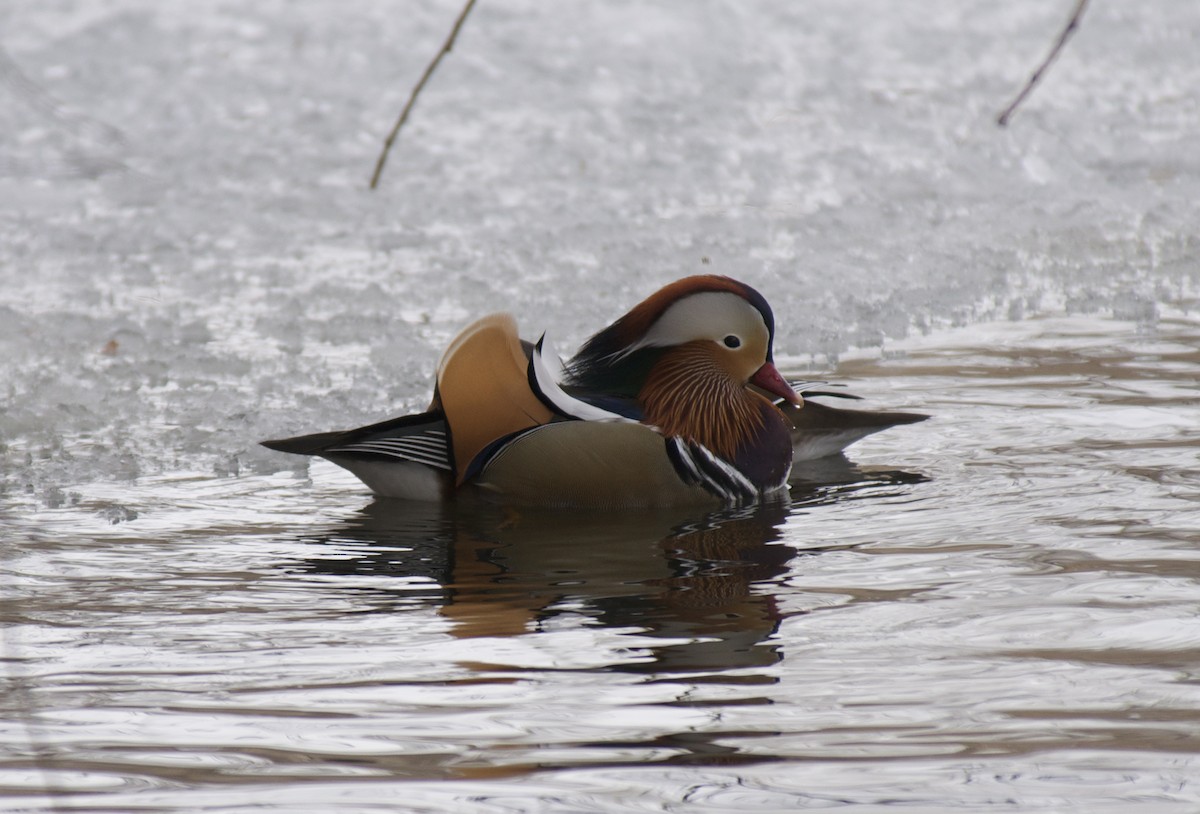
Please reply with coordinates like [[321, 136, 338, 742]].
[[639, 343, 769, 460]]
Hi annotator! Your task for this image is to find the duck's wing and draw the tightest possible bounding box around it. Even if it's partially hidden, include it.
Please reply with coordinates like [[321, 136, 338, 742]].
[[436, 313, 557, 483], [261, 313, 550, 481], [261, 411, 454, 500], [261, 411, 447, 461], [778, 398, 928, 462]]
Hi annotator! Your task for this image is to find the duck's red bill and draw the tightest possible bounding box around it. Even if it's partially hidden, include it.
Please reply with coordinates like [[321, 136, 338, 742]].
[[751, 362, 802, 405]]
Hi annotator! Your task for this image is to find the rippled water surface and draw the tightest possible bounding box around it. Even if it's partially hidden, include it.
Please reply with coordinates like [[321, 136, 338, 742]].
[[4, 313, 1199, 812]]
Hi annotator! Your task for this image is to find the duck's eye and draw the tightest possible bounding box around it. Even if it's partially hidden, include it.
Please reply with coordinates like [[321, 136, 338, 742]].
[[723, 335, 742, 349]]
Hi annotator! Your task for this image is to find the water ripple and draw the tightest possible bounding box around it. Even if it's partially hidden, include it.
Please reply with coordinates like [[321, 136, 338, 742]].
[[4, 316, 1200, 812]]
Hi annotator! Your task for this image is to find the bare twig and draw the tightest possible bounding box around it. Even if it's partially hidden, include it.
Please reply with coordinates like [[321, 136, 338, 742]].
[[997, 0, 1090, 127], [369, 0, 479, 189], [0, 44, 126, 146], [0, 600, 68, 813]]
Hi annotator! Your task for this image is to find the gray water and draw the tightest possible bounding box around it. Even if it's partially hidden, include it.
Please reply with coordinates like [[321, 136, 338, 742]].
[[3, 1, 1199, 812]]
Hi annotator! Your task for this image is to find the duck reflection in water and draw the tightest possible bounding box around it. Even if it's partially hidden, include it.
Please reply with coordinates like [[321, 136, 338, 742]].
[[294, 456, 927, 678]]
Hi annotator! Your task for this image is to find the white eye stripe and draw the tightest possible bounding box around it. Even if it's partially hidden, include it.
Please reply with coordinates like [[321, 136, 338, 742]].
[[620, 292, 768, 357]]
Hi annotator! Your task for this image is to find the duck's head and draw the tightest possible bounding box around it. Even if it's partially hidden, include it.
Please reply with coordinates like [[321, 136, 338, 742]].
[[564, 275, 800, 407]]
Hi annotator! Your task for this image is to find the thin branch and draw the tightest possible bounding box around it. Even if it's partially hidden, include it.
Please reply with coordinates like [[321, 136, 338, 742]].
[[997, 0, 1090, 127], [0, 605, 69, 813], [0, 44, 126, 146], [369, 0, 479, 189]]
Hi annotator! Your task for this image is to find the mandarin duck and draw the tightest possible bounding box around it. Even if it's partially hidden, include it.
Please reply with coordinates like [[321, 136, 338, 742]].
[[262, 275, 925, 507]]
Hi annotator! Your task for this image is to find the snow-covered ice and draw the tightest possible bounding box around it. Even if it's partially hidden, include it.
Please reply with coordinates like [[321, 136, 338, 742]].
[[1, 0, 1196, 492]]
